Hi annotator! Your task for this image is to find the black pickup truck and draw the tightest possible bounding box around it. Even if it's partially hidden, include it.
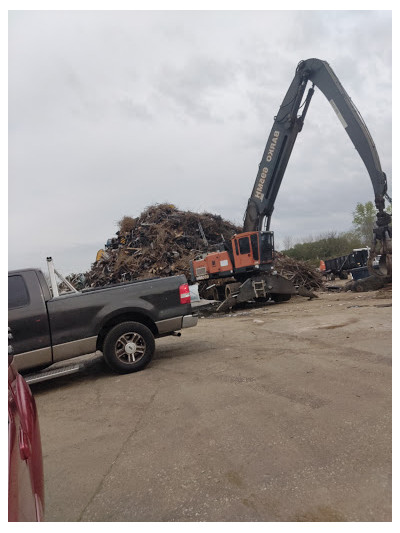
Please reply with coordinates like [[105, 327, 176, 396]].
[[8, 268, 198, 376]]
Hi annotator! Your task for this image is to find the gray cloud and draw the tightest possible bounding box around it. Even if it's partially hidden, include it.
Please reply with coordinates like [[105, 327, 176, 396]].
[[8, 10, 392, 275]]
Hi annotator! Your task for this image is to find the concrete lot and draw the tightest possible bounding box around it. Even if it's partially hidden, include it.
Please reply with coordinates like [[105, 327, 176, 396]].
[[32, 289, 392, 522]]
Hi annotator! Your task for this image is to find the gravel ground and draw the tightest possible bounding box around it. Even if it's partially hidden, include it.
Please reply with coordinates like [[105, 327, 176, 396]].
[[32, 287, 392, 522]]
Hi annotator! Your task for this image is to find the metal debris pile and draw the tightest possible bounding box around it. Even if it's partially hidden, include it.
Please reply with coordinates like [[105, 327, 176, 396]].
[[80, 204, 242, 287], [66, 203, 325, 292]]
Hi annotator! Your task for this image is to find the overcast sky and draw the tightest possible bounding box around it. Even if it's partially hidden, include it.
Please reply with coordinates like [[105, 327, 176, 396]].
[[8, 9, 392, 275]]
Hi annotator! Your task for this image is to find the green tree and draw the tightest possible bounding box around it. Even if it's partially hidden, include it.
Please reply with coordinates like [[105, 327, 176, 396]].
[[352, 201, 377, 245], [282, 231, 363, 266]]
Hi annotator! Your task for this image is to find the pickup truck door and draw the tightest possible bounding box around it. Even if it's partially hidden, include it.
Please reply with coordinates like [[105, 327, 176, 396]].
[[8, 271, 52, 370]]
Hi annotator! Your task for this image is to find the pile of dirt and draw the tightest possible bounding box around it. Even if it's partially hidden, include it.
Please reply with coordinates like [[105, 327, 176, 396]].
[[344, 275, 389, 293], [79, 203, 242, 287]]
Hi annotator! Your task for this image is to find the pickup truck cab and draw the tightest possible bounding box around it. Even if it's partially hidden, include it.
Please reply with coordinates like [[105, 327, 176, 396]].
[[8, 268, 197, 375]]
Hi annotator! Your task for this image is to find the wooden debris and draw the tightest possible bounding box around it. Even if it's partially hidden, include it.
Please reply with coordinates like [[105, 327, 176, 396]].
[[273, 252, 324, 291]]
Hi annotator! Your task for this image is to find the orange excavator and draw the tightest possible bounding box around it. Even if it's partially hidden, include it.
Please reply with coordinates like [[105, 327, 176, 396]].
[[190, 58, 392, 310]]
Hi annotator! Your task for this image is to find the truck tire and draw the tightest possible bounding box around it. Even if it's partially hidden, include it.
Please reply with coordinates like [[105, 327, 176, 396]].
[[102, 321, 155, 374], [225, 282, 241, 299]]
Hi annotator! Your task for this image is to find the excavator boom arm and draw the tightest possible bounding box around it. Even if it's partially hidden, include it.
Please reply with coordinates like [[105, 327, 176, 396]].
[[306, 59, 388, 208], [243, 58, 390, 233]]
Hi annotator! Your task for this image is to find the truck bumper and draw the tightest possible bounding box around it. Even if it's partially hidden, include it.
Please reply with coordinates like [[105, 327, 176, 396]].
[[182, 314, 198, 329], [156, 314, 198, 334]]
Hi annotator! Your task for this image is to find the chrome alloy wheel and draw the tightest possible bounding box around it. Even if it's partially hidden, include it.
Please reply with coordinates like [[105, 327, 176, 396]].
[[115, 332, 146, 363]]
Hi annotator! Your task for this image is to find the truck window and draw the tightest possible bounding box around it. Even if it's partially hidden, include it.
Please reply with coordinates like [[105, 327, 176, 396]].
[[8, 275, 30, 309], [239, 237, 250, 255], [250, 234, 259, 261]]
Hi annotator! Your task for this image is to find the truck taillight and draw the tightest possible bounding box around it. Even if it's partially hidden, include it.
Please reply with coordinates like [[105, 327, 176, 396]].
[[179, 283, 191, 304]]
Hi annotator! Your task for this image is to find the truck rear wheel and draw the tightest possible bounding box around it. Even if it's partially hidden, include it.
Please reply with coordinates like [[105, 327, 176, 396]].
[[102, 321, 155, 374]]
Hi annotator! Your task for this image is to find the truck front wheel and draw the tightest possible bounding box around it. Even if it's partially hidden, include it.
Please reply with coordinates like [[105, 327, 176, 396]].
[[102, 321, 155, 374]]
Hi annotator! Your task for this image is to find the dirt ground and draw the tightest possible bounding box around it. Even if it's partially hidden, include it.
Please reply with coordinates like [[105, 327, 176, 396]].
[[32, 286, 392, 522]]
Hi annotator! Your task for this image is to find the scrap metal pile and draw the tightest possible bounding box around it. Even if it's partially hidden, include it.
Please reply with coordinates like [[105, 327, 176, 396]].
[[80, 204, 241, 287], [71, 203, 324, 292]]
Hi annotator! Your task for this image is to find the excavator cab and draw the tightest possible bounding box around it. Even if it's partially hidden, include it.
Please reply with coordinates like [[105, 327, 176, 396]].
[[231, 231, 274, 271]]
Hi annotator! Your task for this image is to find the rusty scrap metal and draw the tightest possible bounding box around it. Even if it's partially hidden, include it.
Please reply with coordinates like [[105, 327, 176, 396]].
[[78, 204, 242, 288], [67, 204, 326, 295]]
